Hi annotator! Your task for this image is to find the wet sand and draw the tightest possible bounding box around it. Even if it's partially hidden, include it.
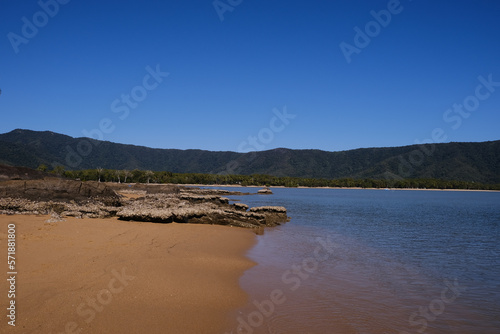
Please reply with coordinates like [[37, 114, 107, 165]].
[[0, 214, 256, 334]]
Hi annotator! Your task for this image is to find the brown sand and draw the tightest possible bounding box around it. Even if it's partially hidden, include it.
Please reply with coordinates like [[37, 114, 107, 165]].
[[0, 214, 256, 334]]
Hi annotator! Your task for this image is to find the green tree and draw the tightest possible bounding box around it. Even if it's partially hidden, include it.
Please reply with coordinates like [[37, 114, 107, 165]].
[[37, 164, 48, 172], [52, 165, 65, 176], [132, 169, 144, 182]]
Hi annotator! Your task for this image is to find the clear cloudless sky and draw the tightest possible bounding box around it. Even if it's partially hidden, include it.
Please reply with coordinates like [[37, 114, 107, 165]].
[[1, 0, 499, 152]]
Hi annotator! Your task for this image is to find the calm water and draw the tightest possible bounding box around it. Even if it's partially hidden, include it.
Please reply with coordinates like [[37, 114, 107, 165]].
[[216, 187, 500, 334]]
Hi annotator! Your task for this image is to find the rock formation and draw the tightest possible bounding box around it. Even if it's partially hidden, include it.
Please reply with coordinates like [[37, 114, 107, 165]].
[[0, 179, 289, 229]]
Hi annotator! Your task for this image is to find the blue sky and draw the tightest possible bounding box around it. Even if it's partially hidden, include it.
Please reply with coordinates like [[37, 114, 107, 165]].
[[1, 0, 499, 152]]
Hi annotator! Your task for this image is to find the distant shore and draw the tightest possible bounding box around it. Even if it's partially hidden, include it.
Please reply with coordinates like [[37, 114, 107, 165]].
[[0, 214, 256, 333], [178, 184, 499, 192]]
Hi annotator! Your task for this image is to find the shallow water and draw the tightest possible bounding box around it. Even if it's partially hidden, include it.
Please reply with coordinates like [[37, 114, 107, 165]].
[[216, 188, 500, 334]]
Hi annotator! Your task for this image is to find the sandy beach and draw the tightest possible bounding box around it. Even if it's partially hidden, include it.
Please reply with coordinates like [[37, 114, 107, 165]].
[[0, 214, 256, 334]]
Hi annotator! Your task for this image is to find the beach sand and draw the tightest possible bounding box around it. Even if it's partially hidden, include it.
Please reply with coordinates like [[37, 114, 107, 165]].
[[0, 214, 256, 334]]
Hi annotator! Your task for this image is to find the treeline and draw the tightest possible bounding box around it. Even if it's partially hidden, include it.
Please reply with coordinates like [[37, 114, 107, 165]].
[[3, 130, 499, 184], [41, 165, 500, 190]]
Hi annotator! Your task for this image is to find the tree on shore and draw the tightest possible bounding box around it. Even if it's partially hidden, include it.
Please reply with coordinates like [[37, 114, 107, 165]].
[[145, 170, 154, 184], [96, 167, 103, 182], [37, 164, 48, 172], [123, 170, 131, 183], [52, 165, 65, 176], [115, 170, 122, 183], [67, 167, 500, 190]]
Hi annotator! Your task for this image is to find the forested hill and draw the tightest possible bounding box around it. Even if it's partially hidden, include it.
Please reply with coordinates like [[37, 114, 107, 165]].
[[0, 129, 499, 184]]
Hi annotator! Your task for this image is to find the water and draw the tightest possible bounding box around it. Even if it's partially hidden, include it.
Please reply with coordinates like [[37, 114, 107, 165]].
[[216, 187, 500, 334]]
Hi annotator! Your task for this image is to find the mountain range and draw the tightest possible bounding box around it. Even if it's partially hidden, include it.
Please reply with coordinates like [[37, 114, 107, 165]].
[[0, 129, 498, 184]]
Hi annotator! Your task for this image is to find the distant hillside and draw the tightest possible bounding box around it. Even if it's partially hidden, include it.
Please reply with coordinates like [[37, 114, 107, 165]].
[[0, 129, 499, 184]]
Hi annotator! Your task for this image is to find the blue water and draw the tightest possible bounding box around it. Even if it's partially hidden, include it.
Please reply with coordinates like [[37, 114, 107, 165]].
[[215, 187, 500, 334]]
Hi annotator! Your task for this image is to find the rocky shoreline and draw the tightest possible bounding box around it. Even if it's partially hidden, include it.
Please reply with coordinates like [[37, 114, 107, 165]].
[[0, 179, 289, 229]]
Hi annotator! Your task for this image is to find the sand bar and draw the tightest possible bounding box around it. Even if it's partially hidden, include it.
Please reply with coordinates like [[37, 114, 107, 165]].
[[182, 183, 498, 192], [0, 214, 256, 333]]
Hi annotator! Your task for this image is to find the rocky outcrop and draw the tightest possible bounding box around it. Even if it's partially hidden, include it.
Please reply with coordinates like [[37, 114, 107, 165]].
[[0, 164, 54, 181], [233, 203, 249, 211], [250, 206, 288, 226], [257, 187, 273, 194], [179, 194, 230, 205], [0, 179, 120, 205], [0, 197, 118, 218], [116, 193, 289, 228], [0, 180, 289, 229]]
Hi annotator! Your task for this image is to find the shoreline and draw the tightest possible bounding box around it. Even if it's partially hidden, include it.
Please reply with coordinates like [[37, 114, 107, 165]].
[[179, 183, 499, 192], [0, 214, 257, 333]]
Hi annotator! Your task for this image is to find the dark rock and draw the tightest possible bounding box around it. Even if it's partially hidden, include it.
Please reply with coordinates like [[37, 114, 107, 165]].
[[250, 206, 289, 226], [0, 164, 56, 181], [233, 203, 249, 211], [0, 179, 121, 205]]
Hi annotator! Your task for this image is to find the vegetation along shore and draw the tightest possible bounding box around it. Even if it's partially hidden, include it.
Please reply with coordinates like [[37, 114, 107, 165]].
[[27, 167, 500, 191]]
